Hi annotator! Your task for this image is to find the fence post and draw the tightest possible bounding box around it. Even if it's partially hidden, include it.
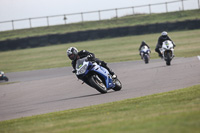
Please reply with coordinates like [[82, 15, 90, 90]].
[[149, 4, 151, 14], [12, 20, 14, 30], [166, 2, 168, 13], [63, 15, 67, 24], [46, 17, 49, 27], [198, 0, 200, 9], [81, 13, 84, 22], [181, 0, 184, 10], [132, 7, 135, 15], [115, 8, 118, 18], [29, 18, 32, 28], [98, 11, 101, 20]]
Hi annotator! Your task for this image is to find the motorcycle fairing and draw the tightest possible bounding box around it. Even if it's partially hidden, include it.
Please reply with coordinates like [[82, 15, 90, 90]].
[[91, 62, 115, 89], [75, 57, 115, 89]]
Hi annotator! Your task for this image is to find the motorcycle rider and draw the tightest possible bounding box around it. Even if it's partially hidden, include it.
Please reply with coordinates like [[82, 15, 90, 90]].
[[0, 71, 9, 81], [66, 47, 117, 78], [155, 31, 175, 58], [139, 41, 150, 59]]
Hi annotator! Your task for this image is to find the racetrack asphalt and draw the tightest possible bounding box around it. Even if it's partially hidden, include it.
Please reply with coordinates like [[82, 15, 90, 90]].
[[0, 57, 200, 121]]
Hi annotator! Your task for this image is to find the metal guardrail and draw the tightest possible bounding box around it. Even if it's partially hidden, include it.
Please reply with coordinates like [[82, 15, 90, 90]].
[[0, 0, 199, 31]]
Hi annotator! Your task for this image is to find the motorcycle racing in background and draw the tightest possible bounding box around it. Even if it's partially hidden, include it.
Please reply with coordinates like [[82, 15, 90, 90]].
[[159, 40, 175, 66], [140, 45, 151, 64], [75, 57, 122, 94], [0, 71, 9, 81]]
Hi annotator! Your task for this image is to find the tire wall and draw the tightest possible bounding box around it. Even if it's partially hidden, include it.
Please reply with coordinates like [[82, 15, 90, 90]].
[[0, 19, 200, 51]]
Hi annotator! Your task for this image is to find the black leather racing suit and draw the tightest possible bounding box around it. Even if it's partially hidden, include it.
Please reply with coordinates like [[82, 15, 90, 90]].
[[155, 35, 175, 56], [139, 41, 150, 51]]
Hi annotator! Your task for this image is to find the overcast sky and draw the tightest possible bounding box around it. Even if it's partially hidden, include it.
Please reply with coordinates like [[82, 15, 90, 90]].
[[0, 0, 198, 31], [0, 0, 198, 21]]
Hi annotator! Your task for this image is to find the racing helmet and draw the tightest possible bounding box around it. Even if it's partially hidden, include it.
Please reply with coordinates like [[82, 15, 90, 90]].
[[141, 41, 146, 45], [161, 31, 168, 39], [66, 47, 78, 60]]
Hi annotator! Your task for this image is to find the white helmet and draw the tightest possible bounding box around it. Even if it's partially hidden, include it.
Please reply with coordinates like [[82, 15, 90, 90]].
[[161, 31, 168, 36], [66, 47, 78, 60]]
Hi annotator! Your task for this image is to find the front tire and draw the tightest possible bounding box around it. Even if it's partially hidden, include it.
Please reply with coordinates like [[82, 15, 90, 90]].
[[112, 79, 122, 91], [89, 75, 107, 94], [166, 52, 171, 66], [4, 76, 9, 81], [144, 55, 149, 64]]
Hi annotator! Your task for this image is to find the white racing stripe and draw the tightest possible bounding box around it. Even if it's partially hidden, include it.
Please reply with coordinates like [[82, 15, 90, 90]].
[[198, 56, 200, 61]]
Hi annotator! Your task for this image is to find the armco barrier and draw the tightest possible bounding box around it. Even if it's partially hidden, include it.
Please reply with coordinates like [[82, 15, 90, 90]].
[[0, 19, 200, 51]]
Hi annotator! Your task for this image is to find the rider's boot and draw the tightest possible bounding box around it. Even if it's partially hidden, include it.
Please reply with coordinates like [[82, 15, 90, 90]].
[[106, 67, 117, 79], [99, 60, 117, 79], [112, 74, 117, 79], [139, 52, 143, 59], [140, 54, 143, 59], [159, 53, 163, 59]]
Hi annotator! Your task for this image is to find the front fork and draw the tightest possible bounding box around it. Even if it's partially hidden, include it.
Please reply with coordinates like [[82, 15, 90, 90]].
[[163, 50, 174, 59]]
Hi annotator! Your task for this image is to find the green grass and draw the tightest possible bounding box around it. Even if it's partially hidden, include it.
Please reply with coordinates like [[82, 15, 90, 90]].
[[0, 9, 200, 41], [0, 84, 199, 133], [0, 29, 200, 72], [0, 81, 19, 85]]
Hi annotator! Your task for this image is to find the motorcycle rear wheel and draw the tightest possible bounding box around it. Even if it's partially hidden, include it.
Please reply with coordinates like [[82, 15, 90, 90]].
[[89, 75, 107, 94]]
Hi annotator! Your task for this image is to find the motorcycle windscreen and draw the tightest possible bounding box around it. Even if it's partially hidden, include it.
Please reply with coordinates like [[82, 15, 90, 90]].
[[75, 57, 88, 69]]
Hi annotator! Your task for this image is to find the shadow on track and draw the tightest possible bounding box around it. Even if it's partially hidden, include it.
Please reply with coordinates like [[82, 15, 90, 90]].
[[34, 92, 115, 105]]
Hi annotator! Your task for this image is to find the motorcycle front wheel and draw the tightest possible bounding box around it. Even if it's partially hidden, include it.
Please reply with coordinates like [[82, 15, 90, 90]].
[[89, 75, 107, 94], [166, 52, 171, 66], [144, 55, 149, 64], [112, 78, 122, 91], [4, 76, 9, 81]]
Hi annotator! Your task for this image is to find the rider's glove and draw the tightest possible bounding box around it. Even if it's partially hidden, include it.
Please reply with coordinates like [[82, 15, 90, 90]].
[[174, 44, 176, 48], [87, 54, 94, 61], [172, 42, 176, 48]]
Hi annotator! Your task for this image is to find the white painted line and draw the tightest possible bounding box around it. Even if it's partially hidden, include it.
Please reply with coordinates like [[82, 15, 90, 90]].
[[198, 56, 200, 61]]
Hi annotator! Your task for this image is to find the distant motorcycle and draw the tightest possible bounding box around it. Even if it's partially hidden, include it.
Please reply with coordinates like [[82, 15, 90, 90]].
[[159, 40, 175, 66], [0, 71, 9, 81], [75, 57, 122, 94], [140, 45, 151, 64]]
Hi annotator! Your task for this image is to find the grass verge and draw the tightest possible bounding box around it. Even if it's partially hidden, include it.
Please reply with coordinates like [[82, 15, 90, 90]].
[[0, 29, 200, 72], [0, 81, 19, 85], [0, 84, 199, 133]]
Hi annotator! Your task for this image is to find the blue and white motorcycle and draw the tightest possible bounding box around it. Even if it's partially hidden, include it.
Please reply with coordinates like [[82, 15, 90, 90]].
[[140, 45, 151, 64], [75, 57, 122, 94]]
